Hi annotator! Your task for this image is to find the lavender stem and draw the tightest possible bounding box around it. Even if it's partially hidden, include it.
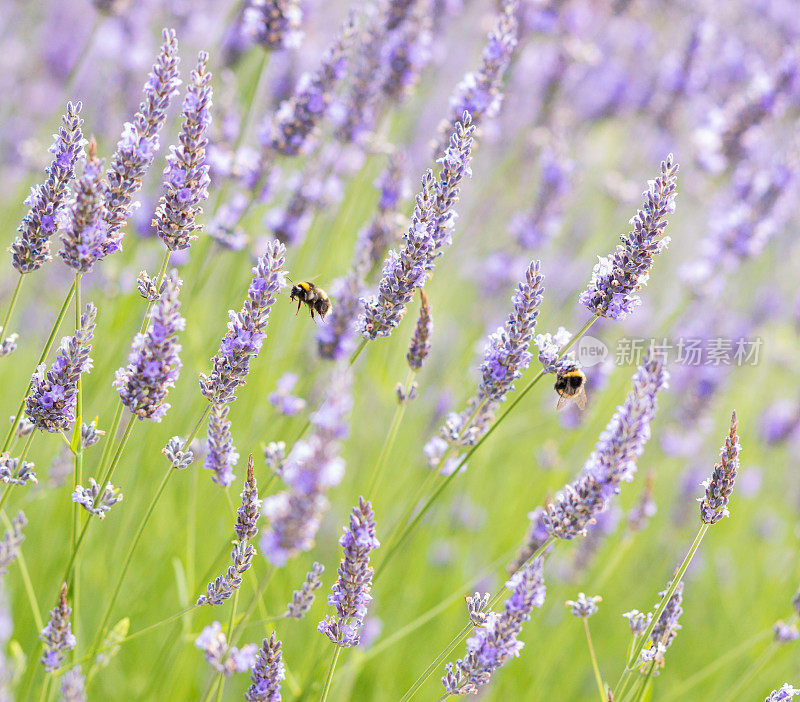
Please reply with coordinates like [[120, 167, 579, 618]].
[[1, 280, 77, 453], [320, 645, 341, 702], [0, 274, 23, 351], [71, 271, 84, 649], [584, 619, 607, 702], [138, 250, 172, 336]]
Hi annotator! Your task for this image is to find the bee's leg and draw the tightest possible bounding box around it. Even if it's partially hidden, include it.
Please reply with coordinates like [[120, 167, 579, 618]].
[[295, 300, 301, 316], [309, 307, 316, 321]]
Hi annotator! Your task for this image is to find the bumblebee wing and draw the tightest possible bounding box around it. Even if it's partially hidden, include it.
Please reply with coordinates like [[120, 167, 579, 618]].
[[556, 394, 571, 411], [575, 387, 588, 410]]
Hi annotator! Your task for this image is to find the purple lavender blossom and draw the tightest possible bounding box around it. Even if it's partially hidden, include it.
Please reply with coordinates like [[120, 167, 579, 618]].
[[766, 684, 800, 702], [40, 583, 76, 672], [162, 436, 194, 469], [268, 372, 306, 416], [380, 6, 432, 102], [258, 16, 354, 157], [245, 632, 286, 701], [25, 303, 96, 433], [263, 441, 286, 476], [58, 142, 108, 274], [579, 156, 679, 320], [535, 327, 578, 375], [10, 102, 86, 274], [699, 411, 740, 524], [60, 666, 86, 702], [243, 0, 303, 50], [0, 332, 18, 357], [623, 609, 651, 636], [261, 367, 351, 565], [199, 239, 287, 405], [566, 593, 601, 618], [543, 357, 668, 539], [102, 28, 182, 257], [153, 51, 213, 252], [0, 454, 37, 486], [199, 458, 260, 605], [195, 622, 257, 675], [204, 403, 239, 487], [286, 562, 324, 619], [793, 587, 800, 617], [114, 270, 184, 421], [442, 558, 545, 695], [318, 497, 380, 647], [137, 270, 160, 301], [466, 592, 490, 626], [71, 479, 123, 519], [406, 290, 432, 371], [437, 0, 518, 152], [507, 507, 550, 574], [0, 511, 26, 576], [638, 581, 683, 670], [774, 621, 799, 643]]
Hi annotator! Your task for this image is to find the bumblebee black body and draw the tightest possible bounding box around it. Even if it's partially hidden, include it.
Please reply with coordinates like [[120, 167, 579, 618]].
[[554, 367, 587, 410], [290, 281, 332, 321]]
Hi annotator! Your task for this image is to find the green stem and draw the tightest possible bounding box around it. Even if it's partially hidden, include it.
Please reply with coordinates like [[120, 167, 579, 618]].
[[138, 250, 171, 335], [71, 273, 83, 651], [0, 273, 23, 342], [613, 523, 709, 699], [349, 338, 368, 366], [2, 280, 76, 453], [1, 509, 43, 629], [214, 588, 242, 702], [320, 645, 342, 702], [584, 619, 607, 702], [37, 672, 51, 702], [725, 641, 778, 700], [366, 371, 413, 496]]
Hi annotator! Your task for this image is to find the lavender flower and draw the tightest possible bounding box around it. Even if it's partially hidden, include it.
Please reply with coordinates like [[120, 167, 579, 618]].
[[162, 436, 194, 469], [623, 609, 651, 636], [153, 52, 213, 252], [71, 479, 123, 519], [204, 403, 239, 487], [638, 581, 683, 670], [199, 240, 287, 405], [0, 454, 37, 486], [442, 559, 545, 695], [0, 511, 26, 576], [318, 497, 380, 647], [40, 583, 76, 672], [10, 101, 86, 273], [258, 16, 354, 157], [437, 0, 518, 151], [406, 290, 432, 371], [380, 5, 432, 102], [198, 458, 260, 605], [535, 327, 580, 376], [466, 592, 490, 626], [59, 666, 86, 702], [25, 303, 96, 433], [195, 622, 257, 675], [261, 366, 351, 565], [80, 420, 104, 450], [286, 562, 324, 619], [114, 270, 184, 421], [58, 142, 108, 274], [268, 372, 306, 416], [263, 441, 286, 476], [543, 357, 668, 539], [0, 332, 18, 357], [566, 593, 601, 618], [579, 156, 679, 320], [243, 0, 302, 50], [507, 507, 550, 574], [766, 684, 800, 701], [699, 411, 740, 524], [245, 632, 286, 701], [102, 29, 182, 256], [774, 621, 799, 643]]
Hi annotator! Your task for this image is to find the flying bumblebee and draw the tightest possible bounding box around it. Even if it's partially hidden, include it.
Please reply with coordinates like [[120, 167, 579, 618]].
[[554, 365, 587, 410], [289, 280, 332, 322]]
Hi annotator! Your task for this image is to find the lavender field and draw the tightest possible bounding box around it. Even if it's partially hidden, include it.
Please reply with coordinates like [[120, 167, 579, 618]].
[[0, 0, 799, 699]]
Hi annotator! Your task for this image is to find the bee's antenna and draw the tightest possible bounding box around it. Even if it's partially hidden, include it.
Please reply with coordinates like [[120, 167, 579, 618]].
[[286, 274, 295, 284]]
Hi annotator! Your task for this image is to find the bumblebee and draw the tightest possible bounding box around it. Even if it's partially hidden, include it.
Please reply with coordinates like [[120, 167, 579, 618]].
[[554, 365, 587, 410], [290, 281, 332, 322]]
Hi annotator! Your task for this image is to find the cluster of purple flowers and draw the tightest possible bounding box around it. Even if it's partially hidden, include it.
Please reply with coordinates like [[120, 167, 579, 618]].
[[40, 583, 76, 672], [285, 562, 324, 619], [114, 271, 184, 422], [699, 411, 740, 524], [639, 581, 684, 670], [195, 622, 257, 676], [442, 558, 545, 695], [0, 511, 26, 576], [153, 51, 213, 252], [10, 102, 86, 274], [25, 303, 96, 433], [245, 632, 286, 702], [243, 0, 303, 50], [579, 156, 679, 321], [0, 454, 37, 486], [268, 372, 306, 416], [318, 497, 380, 647], [203, 402, 239, 487], [71, 478, 123, 519], [566, 592, 601, 618], [543, 357, 668, 539], [406, 290, 433, 371], [766, 684, 800, 702]]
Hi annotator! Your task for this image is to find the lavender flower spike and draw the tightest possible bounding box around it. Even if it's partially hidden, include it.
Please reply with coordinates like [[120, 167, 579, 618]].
[[566, 593, 601, 618], [199, 239, 287, 405], [25, 303, 96, 433], [407, 290, 432, 371], [543, 356, 668, 539], [11, 101, 86, 274], [0, 511, 26, 576], [699, 411, 740, 524], [153, 51, 213, 252], [113, 270, 184, 421], [318, 497, 380, 647], [767, 684, 800, 701], [204, 402, 239, 487], [40, 583, 76, 672], [579, 156, 679, 320], [102, 28, 182, 257], [60, 666, 86, 702], [71, 478, 123, 519], [286, 562, 324, 619], [245, 632, 286, 702], [195, 622, 257, 675], [0, 454, 37, 486], [442, 558, 546, 695], [59, 140, 108, 274], [244, 0, 302, 50], [638, 581, 683, 670]]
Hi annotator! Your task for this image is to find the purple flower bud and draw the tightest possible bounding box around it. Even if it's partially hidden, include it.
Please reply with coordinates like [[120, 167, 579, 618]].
[[268, 372, 306, 416], [407, 290, 432, 371], [114, 270, 184, 421], [638, 581, 683, 669], [566, 592, 601, 618], [0, 511, 26, 576], [71, 479, 123, 519], [245, 632, 286, 701], [60, 666, 86, 702], [162, 436, 194, 469], [774, 621, 799, 644], [204, 403, 239, 487], [195, 622, 257, 675], [80, 420, 104, 450], [318, 497, 380, 647], [766, 684, 800, 701], [286, 562, 324, 619], [40, 583, 76, 672], [699, 411, 740, 524], [236, 456, 262, 542], [0, 454, 37, 486]]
